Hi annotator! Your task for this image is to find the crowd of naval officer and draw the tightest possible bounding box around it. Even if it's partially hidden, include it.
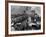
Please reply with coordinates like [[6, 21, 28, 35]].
[[11, 7, 41, 31]]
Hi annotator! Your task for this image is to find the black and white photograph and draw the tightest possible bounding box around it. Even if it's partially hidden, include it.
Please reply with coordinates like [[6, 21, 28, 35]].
[[11, 6, 41, 31], [8, 2, 44, 35]]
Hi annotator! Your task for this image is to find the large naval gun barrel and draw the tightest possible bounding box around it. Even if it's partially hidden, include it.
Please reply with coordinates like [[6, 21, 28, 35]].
[[14, 15, 28, 23]]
